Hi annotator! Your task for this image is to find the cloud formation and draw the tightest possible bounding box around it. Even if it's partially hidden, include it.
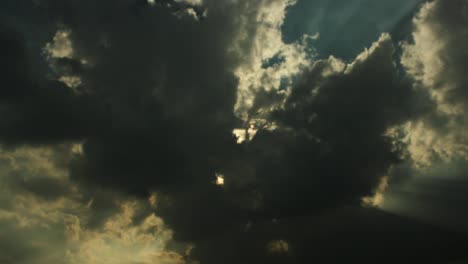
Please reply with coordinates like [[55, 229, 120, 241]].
[[0, 145, 186, 264], [399, 0, 468, 166], [381, 0, 468, 239], [1, 0, 468, 263]]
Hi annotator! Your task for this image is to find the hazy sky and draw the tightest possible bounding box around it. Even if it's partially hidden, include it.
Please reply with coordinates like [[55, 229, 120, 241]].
[[1, 0, 468, 263]]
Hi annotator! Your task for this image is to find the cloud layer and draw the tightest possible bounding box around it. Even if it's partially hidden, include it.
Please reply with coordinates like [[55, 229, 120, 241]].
[[1, 0, 468, 263]]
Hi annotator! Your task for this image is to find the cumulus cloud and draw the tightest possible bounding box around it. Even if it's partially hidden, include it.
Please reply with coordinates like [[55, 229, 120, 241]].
[[399, 0, 468, 166], [233, 0, 313, 121], [65, 201, 184, 264], [222, 33, 425, 218], [0, 145, 185, 264], [379, 0, 468, 238]]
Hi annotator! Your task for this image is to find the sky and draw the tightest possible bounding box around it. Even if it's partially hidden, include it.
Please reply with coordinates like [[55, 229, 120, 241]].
[[282, 0, 423, 59], [1, 0, 468, 263]]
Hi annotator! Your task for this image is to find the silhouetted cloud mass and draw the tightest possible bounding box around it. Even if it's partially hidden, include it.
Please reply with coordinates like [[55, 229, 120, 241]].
[[1, 0, 468, 263]]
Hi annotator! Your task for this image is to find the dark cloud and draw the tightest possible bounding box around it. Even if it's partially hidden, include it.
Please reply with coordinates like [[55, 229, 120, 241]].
[[1, 0, 468, 263], [224, 34, 431, 219], [0, 24, 103, 144], [190, 207, 468, 264], [0, 0, 278, 244]]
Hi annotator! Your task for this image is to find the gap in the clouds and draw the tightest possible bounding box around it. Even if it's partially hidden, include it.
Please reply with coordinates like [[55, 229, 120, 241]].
[[282, 0, 425, 61], [261, 53, 286, 69]]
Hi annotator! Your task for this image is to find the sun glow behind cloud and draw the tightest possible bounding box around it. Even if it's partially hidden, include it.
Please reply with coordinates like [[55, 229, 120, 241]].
[[215, 173, 225, 186]]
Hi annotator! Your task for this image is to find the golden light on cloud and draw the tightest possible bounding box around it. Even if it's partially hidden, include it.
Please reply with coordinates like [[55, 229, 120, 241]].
[[361, 176, 389, 208], [267, 240, 290, 255], [232, 129, 247, 144], [59, 76, 82, 89], [44, 29, 85, 92], [0, 145, 186, 264], [71, 142, 84, 155], [65, 201, 184, 264], [149, 192, 158, 209], [45, 30, 74, 59], [232, 125, 258, 144]]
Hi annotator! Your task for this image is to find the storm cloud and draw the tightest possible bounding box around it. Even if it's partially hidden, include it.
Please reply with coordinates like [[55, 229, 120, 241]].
[[1, 0, 468, 263]]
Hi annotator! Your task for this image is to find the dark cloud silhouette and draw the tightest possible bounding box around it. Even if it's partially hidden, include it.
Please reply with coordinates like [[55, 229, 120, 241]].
[[220, 34, 431, 219], [0, 24, 103, 144], [190, 207, 468, 264], [1, 0, 468, 263]]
